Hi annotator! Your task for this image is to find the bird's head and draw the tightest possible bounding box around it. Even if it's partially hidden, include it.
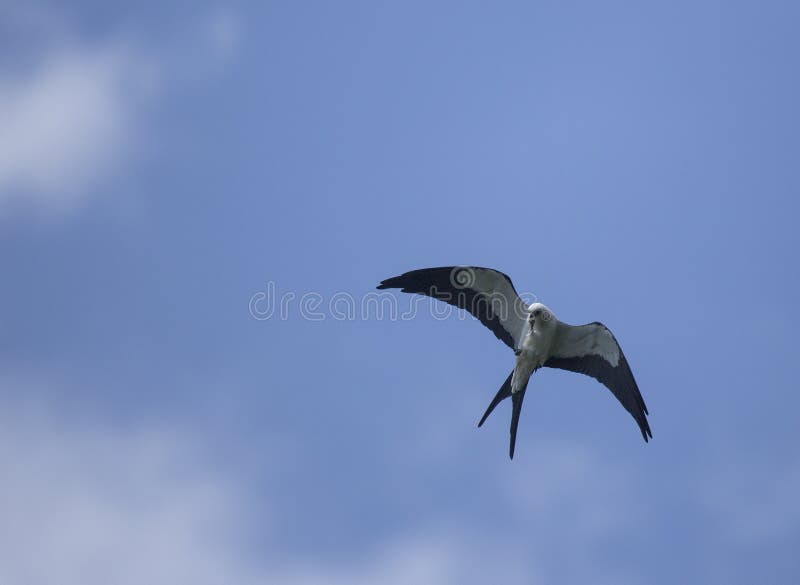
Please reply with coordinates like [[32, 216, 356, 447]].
[[528, 303, 556, 327]]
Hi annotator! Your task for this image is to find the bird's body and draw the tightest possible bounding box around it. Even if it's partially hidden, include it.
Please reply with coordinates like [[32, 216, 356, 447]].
[[377, 266, 651, 459], [514, 302, 556, 389]]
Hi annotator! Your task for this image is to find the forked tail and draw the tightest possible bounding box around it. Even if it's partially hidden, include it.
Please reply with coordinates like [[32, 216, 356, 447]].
[[509, 386, 527, 460], [478, 371, 513, 428], [477, 370, 530, 459]]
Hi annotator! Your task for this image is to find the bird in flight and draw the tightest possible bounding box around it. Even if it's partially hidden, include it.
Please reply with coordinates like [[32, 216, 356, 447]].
[[377, 266, 651, 459]]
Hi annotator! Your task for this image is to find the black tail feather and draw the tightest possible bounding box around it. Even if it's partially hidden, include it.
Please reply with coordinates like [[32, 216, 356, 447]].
[[478, 371, 513, 428], [509, 382, 529, 460]]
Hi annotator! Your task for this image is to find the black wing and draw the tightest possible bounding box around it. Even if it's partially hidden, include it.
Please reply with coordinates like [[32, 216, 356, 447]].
[[377, 266, 528, 349], [545, 322, 651, 442]]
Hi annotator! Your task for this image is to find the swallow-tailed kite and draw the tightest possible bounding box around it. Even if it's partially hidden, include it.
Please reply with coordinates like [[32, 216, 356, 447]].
[[377, 266, 651, 458]]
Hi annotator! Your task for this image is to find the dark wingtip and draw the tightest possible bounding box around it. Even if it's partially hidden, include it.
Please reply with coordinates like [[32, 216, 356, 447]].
[[376, 274, 410, 291]]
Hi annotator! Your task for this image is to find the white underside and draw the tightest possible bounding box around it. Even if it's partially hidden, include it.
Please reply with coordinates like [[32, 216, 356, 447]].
[[511, 318, 556, 393]]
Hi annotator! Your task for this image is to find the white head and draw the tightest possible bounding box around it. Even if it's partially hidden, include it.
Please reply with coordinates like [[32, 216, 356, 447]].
[[528, 302, 556, 328]]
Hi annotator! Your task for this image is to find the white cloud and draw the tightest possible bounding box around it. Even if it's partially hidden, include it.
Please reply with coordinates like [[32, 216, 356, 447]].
[[0, 362, 648, 585], [274, 535, 532, 585], [0, 396, 259, 585], [0, 390, 535, 585], [0, 44, 153, 213], [0, 3, 243, 217]]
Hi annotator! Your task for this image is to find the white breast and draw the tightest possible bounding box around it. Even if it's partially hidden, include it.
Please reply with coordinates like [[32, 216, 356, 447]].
[[520, 323, 557, 365]]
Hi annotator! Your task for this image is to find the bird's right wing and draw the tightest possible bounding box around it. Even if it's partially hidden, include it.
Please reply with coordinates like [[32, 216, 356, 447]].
[[377, 266, 529, 350]]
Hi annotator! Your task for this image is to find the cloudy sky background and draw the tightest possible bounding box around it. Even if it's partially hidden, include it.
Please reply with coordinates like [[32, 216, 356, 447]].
[[1, 1, 799, 583]]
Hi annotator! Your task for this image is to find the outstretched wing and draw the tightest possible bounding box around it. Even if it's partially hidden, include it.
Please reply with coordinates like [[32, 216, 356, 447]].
[[377, 266, 529, 350], [545, 322, 652, 441]]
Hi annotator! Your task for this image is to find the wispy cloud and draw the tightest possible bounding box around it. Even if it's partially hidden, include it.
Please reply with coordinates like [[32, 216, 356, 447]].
[[0, 389, 534, 585], [0, 3, 244, 217], [0, 393, 259, 585], [0, 372, 646, 585], [0, 44, 153, 213], [273, 534, 532, 585]]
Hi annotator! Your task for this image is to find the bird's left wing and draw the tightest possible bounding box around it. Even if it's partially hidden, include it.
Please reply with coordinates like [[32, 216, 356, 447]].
[[545, 322, 652, 441], [377, 266, 529, 349]]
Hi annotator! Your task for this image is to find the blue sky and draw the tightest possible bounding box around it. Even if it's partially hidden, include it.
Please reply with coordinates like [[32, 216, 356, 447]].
[[1, 1, 799, 583]]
